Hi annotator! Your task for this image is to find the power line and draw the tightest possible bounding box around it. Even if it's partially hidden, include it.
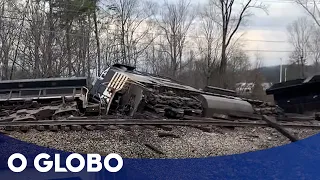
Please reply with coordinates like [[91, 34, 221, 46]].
[[0, 14, 290, 43], [198, 37, 287, 43], [140, 42, 298, 53], [196, 49, 296, 53], [240, 49, 295, 53], [104, 28, 289, 43], [260, 0, 320, 4], [258, 0, 296, 3]]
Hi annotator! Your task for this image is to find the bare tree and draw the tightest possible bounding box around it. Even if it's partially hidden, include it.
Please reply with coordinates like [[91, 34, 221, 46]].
[[227, 47, 251, 86], [44, 0, 55, 77], [156, 0, 196, 78], [92, 1, 102, 75], [250, 51, 266, 100], [0, 0, 269, 87], [295, 0, 320, 74], [0, 1, 20, 80], [0, 0, 96, 79], [196, 1, 222, 86], [108, 0, 157, 67], [287, 17, 313, 78], [295, 0, 320, 27], [295, 0, 320, 73], [30, 1, 43, 78], [308, 27, 320, 72], [211, 0, 267, 88], [9, 0, 30, 79]]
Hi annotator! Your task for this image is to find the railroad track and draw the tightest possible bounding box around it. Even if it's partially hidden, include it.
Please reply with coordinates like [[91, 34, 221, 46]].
[[2, 116, 319, 145], [1, 118, 319, 129]]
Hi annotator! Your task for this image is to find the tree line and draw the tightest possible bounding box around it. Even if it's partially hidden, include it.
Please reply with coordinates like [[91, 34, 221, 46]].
[[0, 0, 318, 90]]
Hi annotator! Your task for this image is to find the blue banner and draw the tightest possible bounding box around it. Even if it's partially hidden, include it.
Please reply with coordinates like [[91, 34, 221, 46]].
[[1, 133, 320, 180]]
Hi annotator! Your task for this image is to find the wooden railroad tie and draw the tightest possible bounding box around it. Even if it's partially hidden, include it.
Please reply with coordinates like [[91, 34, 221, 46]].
[[262, 115, 299, 142]]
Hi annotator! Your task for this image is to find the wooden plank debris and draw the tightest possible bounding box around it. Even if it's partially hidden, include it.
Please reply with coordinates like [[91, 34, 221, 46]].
[[144, 143, 165, 155], [262, 115, 299, 142]]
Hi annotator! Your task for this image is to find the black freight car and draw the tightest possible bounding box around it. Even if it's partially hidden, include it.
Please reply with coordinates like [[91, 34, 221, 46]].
[[266, 75, 320, 114]]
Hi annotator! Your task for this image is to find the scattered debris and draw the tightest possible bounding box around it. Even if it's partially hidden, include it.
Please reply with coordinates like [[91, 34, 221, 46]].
[[71, 125, 82, 131], [158, 132, 180, 138], [144, 143, 165, 155], [85, 125, 96, 131], [192, 125, 213, 133], [159, 125, 173, 131]]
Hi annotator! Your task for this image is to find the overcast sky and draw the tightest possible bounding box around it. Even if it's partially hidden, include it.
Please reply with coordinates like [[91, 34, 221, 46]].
[[239, 0, 306, 66], [167, 0, 311, 66]]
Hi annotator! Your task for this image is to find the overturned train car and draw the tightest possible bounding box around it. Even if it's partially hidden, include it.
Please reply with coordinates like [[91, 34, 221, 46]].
[[89, 64, 260, 119], [0, 64, 266, 121]]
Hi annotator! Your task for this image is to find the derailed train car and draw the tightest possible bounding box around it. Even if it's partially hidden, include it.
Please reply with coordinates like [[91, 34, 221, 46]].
[[89, 64, 255, 119], [0, 64, 262, 122], [266, 75, 320, 114]]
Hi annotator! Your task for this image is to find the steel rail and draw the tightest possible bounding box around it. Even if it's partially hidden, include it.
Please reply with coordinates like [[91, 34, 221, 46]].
[[0, 119, 267, 127], [0, 119, 319, 129]]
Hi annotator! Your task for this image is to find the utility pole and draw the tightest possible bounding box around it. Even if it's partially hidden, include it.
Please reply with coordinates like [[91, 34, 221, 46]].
[[280, 58, 283, 83], [300, 56, 305, 78], [285, 67, 287, 82]]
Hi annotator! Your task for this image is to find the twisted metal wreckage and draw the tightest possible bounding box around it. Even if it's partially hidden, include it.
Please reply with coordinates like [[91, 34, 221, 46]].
[[0, 63, 319, 142]]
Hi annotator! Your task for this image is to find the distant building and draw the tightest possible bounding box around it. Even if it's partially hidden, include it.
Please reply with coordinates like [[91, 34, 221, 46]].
[[235, 82, 272, 95]]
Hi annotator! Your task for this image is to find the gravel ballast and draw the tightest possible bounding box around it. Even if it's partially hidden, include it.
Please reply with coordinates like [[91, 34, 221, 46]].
[[4, 126, 320, 159]]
